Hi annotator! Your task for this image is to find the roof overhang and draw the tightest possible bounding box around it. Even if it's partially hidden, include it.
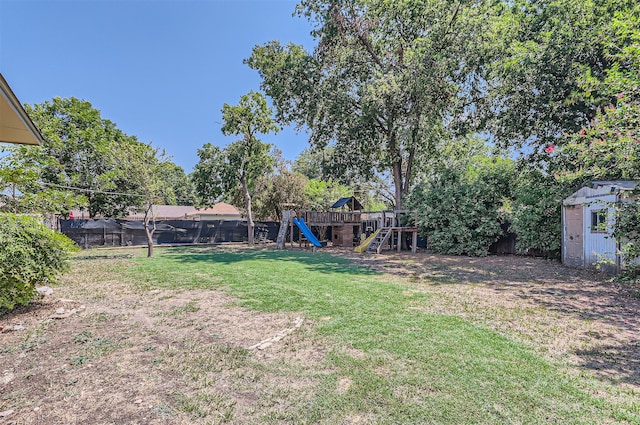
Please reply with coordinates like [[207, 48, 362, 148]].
[[0, 73, 44, 146]]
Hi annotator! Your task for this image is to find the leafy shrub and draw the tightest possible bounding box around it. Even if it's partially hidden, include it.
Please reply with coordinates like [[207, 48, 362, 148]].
[[408, 157, 514, 256], [614, 197, 640, 279], [0, 213, 78, 313], [509, 170, 573, 258]]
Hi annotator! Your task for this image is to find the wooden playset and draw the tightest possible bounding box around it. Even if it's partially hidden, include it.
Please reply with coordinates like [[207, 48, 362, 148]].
[[276, 196, 419, 253]]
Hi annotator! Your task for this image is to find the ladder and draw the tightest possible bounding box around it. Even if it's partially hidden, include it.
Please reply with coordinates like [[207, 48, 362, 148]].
[[276, 210, 292, 249], [367, 227, 393, 254]]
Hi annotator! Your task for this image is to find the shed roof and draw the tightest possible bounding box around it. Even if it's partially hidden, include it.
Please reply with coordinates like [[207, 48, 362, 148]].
[[590, 180, 639, 190], [331, 196, 363, 210], [564, 180, 639, 206], [0, 73, 44, 146]]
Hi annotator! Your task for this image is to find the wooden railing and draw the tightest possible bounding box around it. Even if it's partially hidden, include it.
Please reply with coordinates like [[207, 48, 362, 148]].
[[295, 210, 417, 228], [298, 210, 362, 225]]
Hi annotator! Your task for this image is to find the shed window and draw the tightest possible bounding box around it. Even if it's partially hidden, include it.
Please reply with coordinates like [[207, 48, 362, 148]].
[[590, 210, 607, 233]]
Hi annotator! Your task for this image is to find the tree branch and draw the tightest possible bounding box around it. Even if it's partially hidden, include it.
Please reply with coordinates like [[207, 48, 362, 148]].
[[432, 0, 464, 57], [333, 3, 384, 68], [405, 127, 418, 194], [374, 115, 389, 135]]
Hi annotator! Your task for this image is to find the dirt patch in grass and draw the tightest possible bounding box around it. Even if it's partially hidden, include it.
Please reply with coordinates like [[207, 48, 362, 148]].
[[0, 256, 326, 424], [336, 248, 640, 388]]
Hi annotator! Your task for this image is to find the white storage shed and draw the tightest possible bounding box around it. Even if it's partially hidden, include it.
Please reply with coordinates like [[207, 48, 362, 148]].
[[562, 180, 638, 273]]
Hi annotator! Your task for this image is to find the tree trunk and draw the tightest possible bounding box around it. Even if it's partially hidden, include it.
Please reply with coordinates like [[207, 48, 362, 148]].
[[241, 173, 254, 245], [144, 204, 155, 258], [392, 160, 409, 250], [146, 229, 154, 258], [392, 160, 403, 211]]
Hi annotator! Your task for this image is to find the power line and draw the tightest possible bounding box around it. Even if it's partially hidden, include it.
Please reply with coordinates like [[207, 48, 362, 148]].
[[40, 182, 145, 198]]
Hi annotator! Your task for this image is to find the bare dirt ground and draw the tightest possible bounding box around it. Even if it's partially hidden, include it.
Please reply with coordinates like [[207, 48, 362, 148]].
[[1, 246, 639, 424], [1, 251, 325, 425]]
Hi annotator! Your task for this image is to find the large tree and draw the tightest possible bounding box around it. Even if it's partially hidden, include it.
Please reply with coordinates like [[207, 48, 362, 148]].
[[25, 97, 141, 218], [192, 91, 278, 244], [22, 96, 188, 219], [485, 0, 638, 155], [247, 0, 495, 209]]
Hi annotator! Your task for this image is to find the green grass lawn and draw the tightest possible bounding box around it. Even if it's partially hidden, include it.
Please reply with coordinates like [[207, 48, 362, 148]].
[[125, 247, 638, 424]]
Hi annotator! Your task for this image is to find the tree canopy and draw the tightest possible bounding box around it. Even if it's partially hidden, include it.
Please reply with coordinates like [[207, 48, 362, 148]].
[[24, 97, 141, 218], [0, 145, 85, 215], [10, 97, 192, 218], [558, 2, 640, 182], [485, 0, 638, 155], [247, 0, 498, 209]]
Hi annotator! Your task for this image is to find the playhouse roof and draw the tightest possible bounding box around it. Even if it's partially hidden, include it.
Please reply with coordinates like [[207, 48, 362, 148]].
[[331, 196, 363, 210]]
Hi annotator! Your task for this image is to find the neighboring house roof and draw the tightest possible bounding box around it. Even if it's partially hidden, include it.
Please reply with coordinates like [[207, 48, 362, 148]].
[[331, 196, 363, 210], [0, 73, 44, 146], [564, 180, 639, 206], [69, 203, 242, 220], [186, 202, 241, 218], [126, 205, 197, 220]]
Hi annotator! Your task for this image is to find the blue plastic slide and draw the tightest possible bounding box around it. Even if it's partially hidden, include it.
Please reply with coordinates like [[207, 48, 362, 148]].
[[293, 218, 323, 248]]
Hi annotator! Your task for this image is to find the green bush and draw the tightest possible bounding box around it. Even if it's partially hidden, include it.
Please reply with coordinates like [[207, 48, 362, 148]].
[[509, 170, 573, 259], [0, 213, 78, 313], [408, 157, 514, 257], [614, 197, 640, 280]]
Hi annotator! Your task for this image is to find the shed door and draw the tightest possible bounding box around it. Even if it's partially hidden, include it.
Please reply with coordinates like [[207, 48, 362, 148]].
[[564, 205, 584, 268]]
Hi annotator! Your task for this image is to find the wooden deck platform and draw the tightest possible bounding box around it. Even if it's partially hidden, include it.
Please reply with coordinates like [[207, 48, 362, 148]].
[[367, 227, 419, 253]]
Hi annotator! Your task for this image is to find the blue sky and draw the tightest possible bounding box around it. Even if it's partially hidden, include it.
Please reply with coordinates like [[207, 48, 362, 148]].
[[0, 0, 314, 172]]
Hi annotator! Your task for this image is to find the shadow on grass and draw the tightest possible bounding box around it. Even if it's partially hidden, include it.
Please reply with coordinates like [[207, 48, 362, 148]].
[[576, 342, 640, 387], [73, 254, 134, 261], [351, 252, 640, 388], [163, 246, 379, 278]]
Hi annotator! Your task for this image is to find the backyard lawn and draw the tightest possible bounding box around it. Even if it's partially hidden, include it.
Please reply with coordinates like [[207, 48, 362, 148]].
[[1, 245, 639, 424]]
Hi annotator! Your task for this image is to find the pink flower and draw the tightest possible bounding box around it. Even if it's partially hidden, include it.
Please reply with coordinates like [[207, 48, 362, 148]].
[[545, 144, 555, 154], [617, 93, 625, 99], [579, 129, 585, 136]]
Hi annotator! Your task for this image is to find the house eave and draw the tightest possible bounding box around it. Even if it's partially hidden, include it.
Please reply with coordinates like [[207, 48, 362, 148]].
[[0, 73, 45, 146]]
